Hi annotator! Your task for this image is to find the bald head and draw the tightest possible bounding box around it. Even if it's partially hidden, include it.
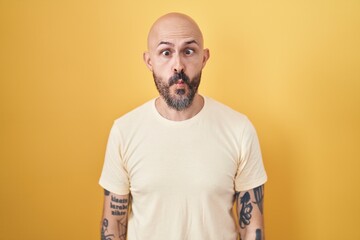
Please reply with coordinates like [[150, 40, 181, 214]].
[[143, 13, 210, 113], [147, 13, 204, 51]]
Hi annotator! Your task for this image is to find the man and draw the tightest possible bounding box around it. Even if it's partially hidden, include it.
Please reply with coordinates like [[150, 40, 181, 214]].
[[99, 12, 267, 240]]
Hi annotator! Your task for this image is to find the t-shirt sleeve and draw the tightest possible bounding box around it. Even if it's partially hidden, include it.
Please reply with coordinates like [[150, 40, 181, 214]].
[[235, 118, 267, 192], [99, 122, 130, 195]]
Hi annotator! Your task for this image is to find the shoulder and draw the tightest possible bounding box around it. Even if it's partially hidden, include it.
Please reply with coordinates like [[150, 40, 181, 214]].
[[204, 96, 250, 125], [203, 96, 260, 147], [203, 96, 259, 139], [112, 99, 155, 130]]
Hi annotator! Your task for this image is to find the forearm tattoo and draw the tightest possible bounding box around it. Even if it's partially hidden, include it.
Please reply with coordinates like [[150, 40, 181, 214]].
[[256, 229, 262, 240], [101, 218, 115, 240], [237, 185, 264, 230], [111, 194, 128, 239], [102, 189, 128, 240], [117, 221, 127, 240], [239, 191, 253, 229], [253, 185, 264, 214]]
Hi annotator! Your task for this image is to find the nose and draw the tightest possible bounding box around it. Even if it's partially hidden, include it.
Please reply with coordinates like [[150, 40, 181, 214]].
[[172, 54, 185, 73]]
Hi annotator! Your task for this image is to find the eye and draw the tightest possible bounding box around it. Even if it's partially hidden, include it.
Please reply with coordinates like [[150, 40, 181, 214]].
[[161, 50, 171, 56], [184, 49, 194, 55]]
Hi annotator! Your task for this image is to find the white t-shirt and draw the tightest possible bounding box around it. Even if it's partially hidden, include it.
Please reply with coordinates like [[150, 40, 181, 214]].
[[99, 96, 267, 240]]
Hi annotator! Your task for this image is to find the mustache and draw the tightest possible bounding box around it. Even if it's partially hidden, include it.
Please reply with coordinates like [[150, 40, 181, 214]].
[[168, 71, 190, 86]]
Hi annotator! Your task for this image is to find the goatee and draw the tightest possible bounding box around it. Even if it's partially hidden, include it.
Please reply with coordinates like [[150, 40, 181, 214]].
[[153, 71, 201, 111]]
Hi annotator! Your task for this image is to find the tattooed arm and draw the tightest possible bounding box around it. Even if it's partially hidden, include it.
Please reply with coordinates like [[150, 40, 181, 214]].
[[100, 189, 129, 240], [236, 185, 265, 240]]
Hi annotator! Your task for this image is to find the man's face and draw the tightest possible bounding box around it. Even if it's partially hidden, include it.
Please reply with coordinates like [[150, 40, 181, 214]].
[[144, 14, 209, 111]]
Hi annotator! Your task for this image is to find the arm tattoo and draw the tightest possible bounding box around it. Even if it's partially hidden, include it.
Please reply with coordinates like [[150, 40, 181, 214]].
[[253, 185, 264, 214], [239, 192, 253, 229], [103, 190, 128, 240], [110, 196, 128, 239], [110, 196, 128, 216], [101, 218, 115, 240], [117, 221, 127, 240], [256, 229, 262, 240]]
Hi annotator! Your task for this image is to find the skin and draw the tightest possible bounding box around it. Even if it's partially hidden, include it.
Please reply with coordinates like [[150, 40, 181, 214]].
[[100, 190, 129, 240], [143, 12, 210, 121], [236, 185, 265, 240], [101, 13, 265, 240]]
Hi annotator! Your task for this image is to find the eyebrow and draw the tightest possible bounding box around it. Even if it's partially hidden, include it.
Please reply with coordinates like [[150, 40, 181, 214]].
[[157, 40, 199, 47], [158, 41, 174, 47], [185, 40, 199, 45]]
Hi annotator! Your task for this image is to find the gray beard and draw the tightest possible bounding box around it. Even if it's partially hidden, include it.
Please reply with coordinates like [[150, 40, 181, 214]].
[[153, 72, 201, 111]]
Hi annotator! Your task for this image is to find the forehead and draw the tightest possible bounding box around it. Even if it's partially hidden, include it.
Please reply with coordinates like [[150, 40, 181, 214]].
[[147, 15, 203, 50]]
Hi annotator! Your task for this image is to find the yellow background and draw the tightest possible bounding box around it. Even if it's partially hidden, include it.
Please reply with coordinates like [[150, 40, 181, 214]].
[[1, 0, 359, 239]]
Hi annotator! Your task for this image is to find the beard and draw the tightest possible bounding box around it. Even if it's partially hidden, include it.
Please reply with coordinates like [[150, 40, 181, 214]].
[[153, 71, 202, 111]]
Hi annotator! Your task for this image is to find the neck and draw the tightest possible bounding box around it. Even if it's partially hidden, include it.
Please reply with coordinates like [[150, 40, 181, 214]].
[[155, 94, 204, 121]]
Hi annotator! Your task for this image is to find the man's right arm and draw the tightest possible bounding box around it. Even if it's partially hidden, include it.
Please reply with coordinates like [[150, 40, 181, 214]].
[[100, 189, 129, 240]]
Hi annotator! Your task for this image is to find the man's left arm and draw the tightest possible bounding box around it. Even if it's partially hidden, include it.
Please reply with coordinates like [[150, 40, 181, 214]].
[[236, 184, 265, 240]]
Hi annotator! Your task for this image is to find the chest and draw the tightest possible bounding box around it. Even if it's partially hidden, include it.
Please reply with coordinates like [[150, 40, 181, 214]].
[[121, 126, 240, 197]]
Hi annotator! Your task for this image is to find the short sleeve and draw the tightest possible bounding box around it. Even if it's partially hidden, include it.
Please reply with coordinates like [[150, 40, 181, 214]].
[[99, 123, 130, 195], [235, 119, 267, 192]]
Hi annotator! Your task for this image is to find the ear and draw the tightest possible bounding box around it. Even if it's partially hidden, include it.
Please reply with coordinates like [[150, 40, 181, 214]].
[[201, 48, 210, 68], [143, 51, 153, 71]]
